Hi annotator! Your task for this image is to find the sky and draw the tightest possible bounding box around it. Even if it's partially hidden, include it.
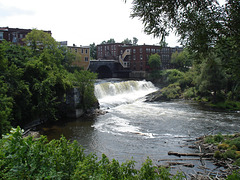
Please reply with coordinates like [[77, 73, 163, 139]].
[[0, 0, 182, 47], [0, 0, 225, 47]]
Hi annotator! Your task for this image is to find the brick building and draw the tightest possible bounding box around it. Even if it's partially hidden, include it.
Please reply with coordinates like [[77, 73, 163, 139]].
[[0, 27, 51, 45], [97, 43, 183, 72]]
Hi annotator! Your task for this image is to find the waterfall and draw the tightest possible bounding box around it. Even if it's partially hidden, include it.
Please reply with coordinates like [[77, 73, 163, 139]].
[[94, 80, 157, 108]]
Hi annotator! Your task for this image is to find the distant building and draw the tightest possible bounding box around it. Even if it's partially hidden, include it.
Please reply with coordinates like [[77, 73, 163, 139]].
[[68, 44, 91, 70], [96, 43, 183, 73], [0, 27, 51, 45]]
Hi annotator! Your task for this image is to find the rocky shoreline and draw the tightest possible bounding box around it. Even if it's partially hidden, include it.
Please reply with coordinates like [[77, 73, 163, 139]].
[[162, 134, 240, 179]]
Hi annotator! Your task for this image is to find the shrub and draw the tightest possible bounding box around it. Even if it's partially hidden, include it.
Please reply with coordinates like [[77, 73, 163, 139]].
[[161, 83, 182, 100], [229, 137, 240, 151], [218, 143, 229, 150], [183, 87, 196, 99], [214, 150, 222, 159], [1, 127, 184, 179], [223, 150, 237, 159], [214, 133, 224, 143]]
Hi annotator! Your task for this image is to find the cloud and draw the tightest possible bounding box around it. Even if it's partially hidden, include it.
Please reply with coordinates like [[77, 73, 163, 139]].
[[0, 3, 34, 19]]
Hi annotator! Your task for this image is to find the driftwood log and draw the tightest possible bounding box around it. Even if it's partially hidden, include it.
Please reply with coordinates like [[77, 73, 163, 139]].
[[168, 151, 214, 157], [166, 162, 194, 168]]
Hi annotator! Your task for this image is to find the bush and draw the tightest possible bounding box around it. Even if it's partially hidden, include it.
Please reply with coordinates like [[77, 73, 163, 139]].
[[218, 143, 229, 150], [183, 87, 196, 99], [214, 150, 222, 159], [0, 127, 184, 180], [214, 133, 224, 143], [223, 150, 237, 159], [229, 137, 240, 151], [161, 83, 182, 100]]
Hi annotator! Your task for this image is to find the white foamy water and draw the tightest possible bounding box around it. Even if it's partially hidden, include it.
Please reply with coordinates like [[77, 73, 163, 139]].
[[94, 80, 157, 109]]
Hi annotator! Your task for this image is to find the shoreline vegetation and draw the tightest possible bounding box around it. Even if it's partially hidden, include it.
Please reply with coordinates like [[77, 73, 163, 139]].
[[146, 68, 240, 112], [1, 127, 239, 179]]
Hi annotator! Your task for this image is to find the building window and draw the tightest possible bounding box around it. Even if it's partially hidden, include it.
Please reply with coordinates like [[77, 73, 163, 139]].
[[151, 49, 155, 53], [133, 49, 136, 53], [85, 49, 88, 54], [140, 54, 143, 60], [140, 48, 142, 53], [0, 32, 3, 40], [133, 55, 136, 60], [146, 48, 150, 53], [85, 57, 88, 62], [82, 49, 84, 54], [75, 48, 77, 52]]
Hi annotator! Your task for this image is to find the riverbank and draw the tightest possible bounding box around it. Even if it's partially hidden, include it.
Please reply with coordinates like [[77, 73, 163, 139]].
[[194, 133, 240, 178], [145, 88, 240, 112]]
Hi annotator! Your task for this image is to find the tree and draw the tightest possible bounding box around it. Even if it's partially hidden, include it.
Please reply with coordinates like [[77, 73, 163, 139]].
[[70, 70, 98, 110], [127, 0, 240, 103], [90, 43, 97, 60], [196, 53, 226, 102], [23, 29, 58, 55], [171, 49, 191, 72], [159, 39, 168, 48], [148, 53, 162, 70], [122, 38, 132, 44], [107, 38, 115, 44], [101, 39, 116, 44], [133, 37, 138, 45], [128, 1, 240, 54]]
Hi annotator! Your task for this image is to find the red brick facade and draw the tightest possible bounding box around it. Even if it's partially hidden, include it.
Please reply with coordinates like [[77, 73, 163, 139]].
[[97, 43, 183, 71]]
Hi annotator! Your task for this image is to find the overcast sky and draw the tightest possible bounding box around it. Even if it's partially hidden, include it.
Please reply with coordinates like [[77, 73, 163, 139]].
[[0, 0, 225, 47]]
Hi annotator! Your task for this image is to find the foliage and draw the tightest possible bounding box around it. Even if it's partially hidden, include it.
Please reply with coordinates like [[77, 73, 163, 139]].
[[148, 53, 162, 71], [0, 78, 13, 138], [162, 69, 184, 85], [90, 42, 97, 59], [133, 37, 138, 45], [195, 53, 226, 102], [127, 0, 240, 106], [122, 38, 132, 44], [70, 70, 98, 110], [204, 133, 240, 164], [226, 170, 240, 180], [101, 38, 116, 44], [160, 83, 182, 100], [0, 127, 185, 179], [0, 30, 98, 137], [171, 49, 192, 72]]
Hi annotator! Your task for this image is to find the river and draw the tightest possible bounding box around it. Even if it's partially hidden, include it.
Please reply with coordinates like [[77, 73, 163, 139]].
[[41, 79, 240, 174]]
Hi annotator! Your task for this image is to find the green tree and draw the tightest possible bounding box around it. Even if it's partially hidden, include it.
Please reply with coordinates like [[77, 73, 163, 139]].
[[171, 49, 191, 72], [101, 39, 116, 44], [122, 38, 132, 44], [0, 79, 12, 138], [128, 0, 224, 53], [90, 42, 97, 59], [148, 53, 162, 70], [70, 70, 98, 110], [133, 37, 138, 45], [23, 29, 58, 56], [196, 53, 226, 102], [107, 38, 115, 44]]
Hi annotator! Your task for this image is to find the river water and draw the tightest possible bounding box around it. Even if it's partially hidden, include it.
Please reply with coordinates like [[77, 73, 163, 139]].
[[41, 79, 240, 174]]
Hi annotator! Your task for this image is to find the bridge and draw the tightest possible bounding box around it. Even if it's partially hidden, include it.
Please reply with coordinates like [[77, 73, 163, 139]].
[[88, 60, 131, 78]]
